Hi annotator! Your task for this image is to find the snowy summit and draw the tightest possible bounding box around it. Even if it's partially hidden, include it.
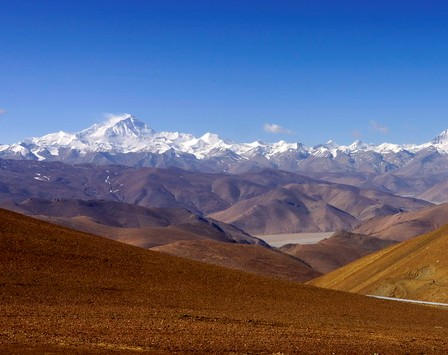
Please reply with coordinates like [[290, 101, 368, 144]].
[[0, 114, 448, 173]]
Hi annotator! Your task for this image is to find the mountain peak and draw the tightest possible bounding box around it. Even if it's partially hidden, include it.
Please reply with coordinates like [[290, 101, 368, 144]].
[[325, 140, 339, 149], [200, 132, 222, 144], [80, 114, 155, 140], [348, 140, 365, 150], [105, 113, 134, 125], [433, 129, 448, 145]]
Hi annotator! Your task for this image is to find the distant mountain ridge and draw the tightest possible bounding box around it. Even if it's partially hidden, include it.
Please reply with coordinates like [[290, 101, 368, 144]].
[[0, 159, 431, 234], [1, 114, 448, 176]]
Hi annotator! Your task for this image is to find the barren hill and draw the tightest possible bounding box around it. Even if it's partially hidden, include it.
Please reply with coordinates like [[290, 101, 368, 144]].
[[280, 230, 396, 274], [8, 198, 264, 248], [209, 181, 428, 234], [0, 159, 431, 234], [353, 203, 448, 241], [310, 224, 448, 303], [418, 181, 448, 203], [152, 239, 321, 282], [2, 208, 448, 353], [209, 186, 356, 234]]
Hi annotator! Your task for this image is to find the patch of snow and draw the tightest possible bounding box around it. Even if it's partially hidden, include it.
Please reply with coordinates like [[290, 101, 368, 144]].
[[32, 149, 46, 161], [34, 173, 50, 182]]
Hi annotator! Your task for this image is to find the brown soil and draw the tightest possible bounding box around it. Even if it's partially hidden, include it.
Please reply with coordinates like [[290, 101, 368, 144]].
[[2, 208, 448, 353], [152, 239, 321, 282]]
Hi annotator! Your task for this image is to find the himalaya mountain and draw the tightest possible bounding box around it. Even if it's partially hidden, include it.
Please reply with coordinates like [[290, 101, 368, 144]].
[[2, 114, 448, 200]]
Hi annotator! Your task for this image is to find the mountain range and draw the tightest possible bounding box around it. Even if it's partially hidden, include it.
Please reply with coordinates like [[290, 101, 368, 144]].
[[3, 114, 448, 202], [1, 114, 448, 174], [3, 115, 448, 353], [0, 159, 431, 235]]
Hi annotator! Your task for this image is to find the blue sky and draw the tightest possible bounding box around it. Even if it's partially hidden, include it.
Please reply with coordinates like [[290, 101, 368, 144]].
[[1, 0, 447, 146]]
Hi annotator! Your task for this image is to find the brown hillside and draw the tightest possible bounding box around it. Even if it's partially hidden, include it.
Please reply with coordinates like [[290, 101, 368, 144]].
[[2, 208, 448, 353], [209, 181, 430, 235], [209, 186, 357, 234], [310, 224, 448, 303], [9, 198, 265, 247], [152, 239, 321, 282], [353, 203, 448, 241], [280, 230, 396, 274], [418, 181, 448, 203], [0, 160, 431, 235], [286, 182, 427, 221]]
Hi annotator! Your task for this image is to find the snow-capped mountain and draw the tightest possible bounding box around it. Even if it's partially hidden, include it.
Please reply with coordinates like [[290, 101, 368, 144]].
[[432, 129, 448, 145], [1, 114, 448, 175]]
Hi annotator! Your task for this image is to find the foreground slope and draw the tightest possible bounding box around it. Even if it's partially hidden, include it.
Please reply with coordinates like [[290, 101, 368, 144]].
[[310, 224, 448, 303], [2, 209, 448, 353]]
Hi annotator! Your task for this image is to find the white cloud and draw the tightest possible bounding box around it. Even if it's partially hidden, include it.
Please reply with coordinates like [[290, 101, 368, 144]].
[[0, 108, 6, 115], [263, 123, 293, 134], [369, 120, 389, 134]]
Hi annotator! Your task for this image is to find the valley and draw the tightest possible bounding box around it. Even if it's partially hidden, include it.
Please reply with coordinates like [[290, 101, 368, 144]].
[[2, 115, 448, 353], [4, 1, 448, 353], [256, 231, 334, 247]]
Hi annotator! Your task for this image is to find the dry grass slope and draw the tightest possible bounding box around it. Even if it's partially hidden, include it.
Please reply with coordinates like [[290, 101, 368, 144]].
[[310, 224, 448, 303], [2, 208, 448, 353]]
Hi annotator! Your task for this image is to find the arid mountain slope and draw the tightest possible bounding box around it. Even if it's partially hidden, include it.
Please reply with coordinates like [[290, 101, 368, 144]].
[[353, 203, 448, 241], [0, 159, 431, 234], [2, 208, 448, 353], [418, 181, 448, 203], [310, 224, 448, 303], [9, 198, 265, 247], [307, 169, 448, 204], [209, 182, 429, 234], [209, 186, 357, 234], [152, 239, 320, 282], [280, 230, 396, 274]]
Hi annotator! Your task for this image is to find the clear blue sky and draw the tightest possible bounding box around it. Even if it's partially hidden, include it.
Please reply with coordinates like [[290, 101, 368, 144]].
[[1, 0, 447, 146]]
